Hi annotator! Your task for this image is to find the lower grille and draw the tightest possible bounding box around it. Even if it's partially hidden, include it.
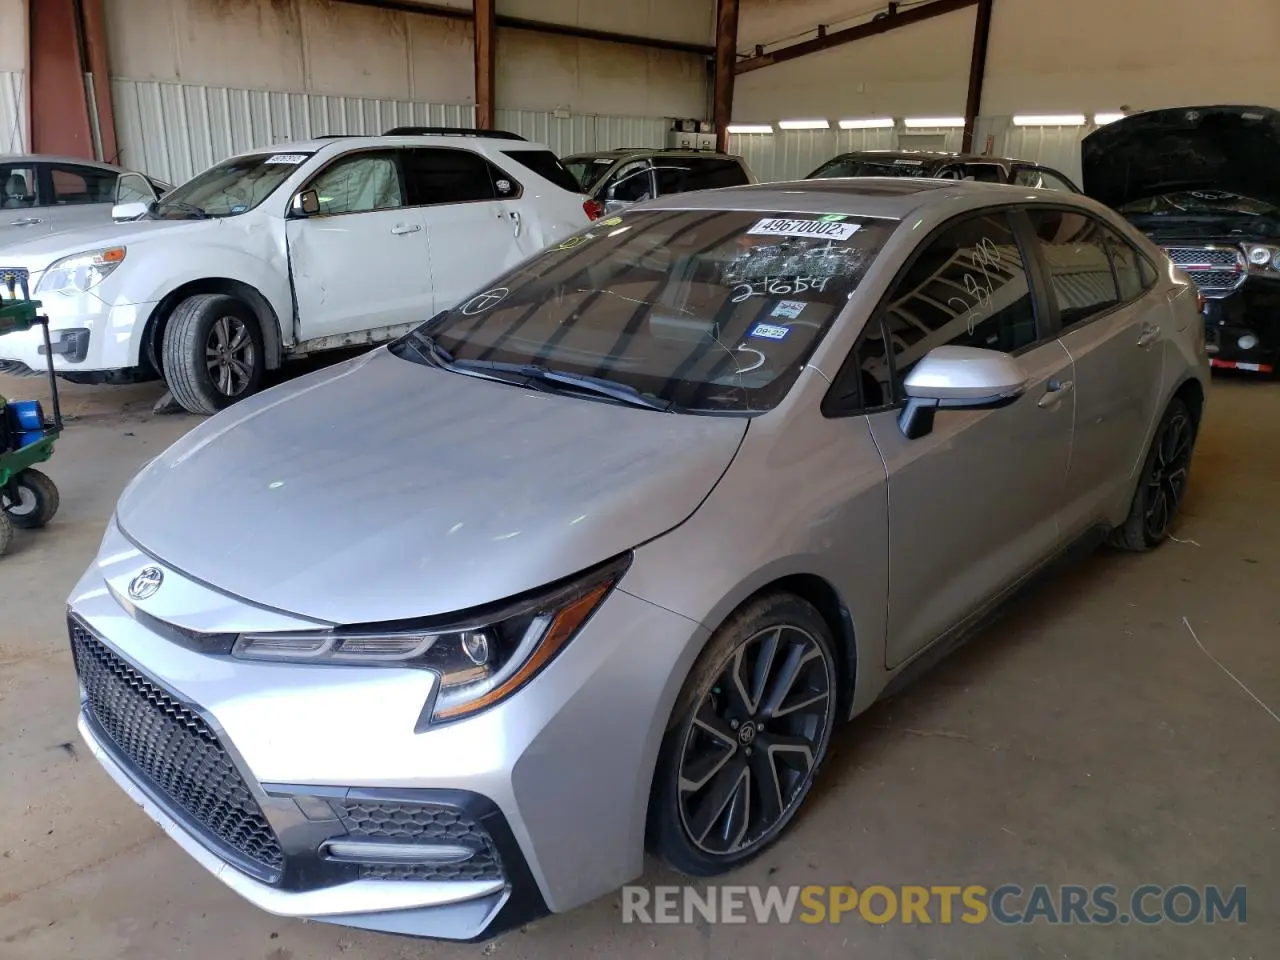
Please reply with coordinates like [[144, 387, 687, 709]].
[[70, 619, 285, 879], [1162, 245, 1246, 298], [336, 800, 503, 882]]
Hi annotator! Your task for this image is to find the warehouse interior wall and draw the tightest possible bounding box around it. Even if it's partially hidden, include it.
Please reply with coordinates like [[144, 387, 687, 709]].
[[736, 0, 1280, 121], [105, 0, 713, 182], [0, 0, 25, 152]]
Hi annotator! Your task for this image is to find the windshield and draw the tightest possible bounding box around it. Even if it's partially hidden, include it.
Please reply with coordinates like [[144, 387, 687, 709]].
[[808, 156, 933, 179], [396, 209, 896, 414], [564, 156, 617, 192], [150, 152, 311, 219], [1119, 190, 1280, 218]]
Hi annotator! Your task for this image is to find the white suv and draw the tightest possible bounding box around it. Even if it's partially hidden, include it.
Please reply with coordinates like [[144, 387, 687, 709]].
[[0, 129, 595, 413]]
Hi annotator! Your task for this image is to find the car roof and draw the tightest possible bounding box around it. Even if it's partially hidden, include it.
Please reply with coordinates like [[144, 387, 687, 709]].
[[228, 134, 555, 158], [823, 150, 1027, 164], [564, 148, 742, 162], [637, 176, 1095, 219], [0, 154, 134, 172]]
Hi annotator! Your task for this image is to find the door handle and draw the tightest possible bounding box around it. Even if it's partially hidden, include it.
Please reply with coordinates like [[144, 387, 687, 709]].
[[10, 217, 41, 226], [1137, 323, 1160, 348], [1037, 379, 1074, 408], [509, 210, 522, 238], [390, 223, 421, 235]]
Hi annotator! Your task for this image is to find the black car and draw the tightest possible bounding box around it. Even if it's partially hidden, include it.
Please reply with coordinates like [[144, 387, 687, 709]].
[[562, 148, 754, 212], [1083, 106, 1280, 375], [805, 150, 1081, 192]]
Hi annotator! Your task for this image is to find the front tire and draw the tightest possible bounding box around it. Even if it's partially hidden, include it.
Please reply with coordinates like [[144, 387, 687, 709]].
[[649, 593, 838, 876], [1109, 397, 1196, 552], [2, 468, 59, 529], [161, 294, 265, 415]]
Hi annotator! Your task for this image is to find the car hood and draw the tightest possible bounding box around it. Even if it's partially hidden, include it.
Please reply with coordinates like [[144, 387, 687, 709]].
[[1082, 106, 1280, 210], [0, 218, 214, 267], [115, 348, 749, 624]]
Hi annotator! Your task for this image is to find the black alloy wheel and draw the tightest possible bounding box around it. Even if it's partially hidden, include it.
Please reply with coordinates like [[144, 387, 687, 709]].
[[651, 594, 838, 874], [1143, 407, 1194, 542]]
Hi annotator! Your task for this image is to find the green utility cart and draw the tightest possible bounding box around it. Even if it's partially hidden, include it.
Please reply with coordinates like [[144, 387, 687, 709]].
[[0, 270, 63, 556]]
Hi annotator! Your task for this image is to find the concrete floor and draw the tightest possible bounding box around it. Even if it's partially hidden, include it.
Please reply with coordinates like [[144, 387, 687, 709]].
[[1, 368, 1277, 959]]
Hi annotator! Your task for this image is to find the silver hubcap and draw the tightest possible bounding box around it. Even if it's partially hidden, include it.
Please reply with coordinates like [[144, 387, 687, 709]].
[[206, 316, 255, 398], [1144, 412, 1193, 541]]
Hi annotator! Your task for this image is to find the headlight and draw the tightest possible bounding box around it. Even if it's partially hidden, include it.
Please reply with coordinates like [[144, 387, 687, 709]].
[[35, 247, 126, 295], [1246, 244, 1280, 270], [232, 555, 629, 724]]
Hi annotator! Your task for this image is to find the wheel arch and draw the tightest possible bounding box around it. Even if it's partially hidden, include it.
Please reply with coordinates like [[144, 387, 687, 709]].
[[1171, 376, 1205, 431], [142, 278, 283, 375]]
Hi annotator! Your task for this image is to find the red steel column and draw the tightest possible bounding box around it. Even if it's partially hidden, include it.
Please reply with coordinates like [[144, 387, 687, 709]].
[[713, 0, 741, 152], [474, 0, 496, 129], [29, 0, 93, 157], [961, 0, 994, 154]]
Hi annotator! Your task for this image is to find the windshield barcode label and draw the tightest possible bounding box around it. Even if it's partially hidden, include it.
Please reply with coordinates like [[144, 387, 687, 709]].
[[748, 218, 861, 240], [265, 154, 308, 165]]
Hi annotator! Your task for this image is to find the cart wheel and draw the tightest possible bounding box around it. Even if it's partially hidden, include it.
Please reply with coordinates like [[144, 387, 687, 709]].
[[0, 511, 11, 556], [3, 468, 60, 529]]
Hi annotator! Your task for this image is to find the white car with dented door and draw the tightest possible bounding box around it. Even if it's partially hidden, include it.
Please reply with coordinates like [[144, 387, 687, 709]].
[[0, 130, 594, 413]]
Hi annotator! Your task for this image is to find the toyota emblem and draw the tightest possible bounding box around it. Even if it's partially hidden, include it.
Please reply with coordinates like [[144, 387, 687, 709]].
[[128, 566, 164, 600]]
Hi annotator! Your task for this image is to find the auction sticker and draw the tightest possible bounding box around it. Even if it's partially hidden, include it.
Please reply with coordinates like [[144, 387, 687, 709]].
[[771, 300, 806, 319], [748, 322, 791, 341], [264, 154, 308, 165], [748, 217, 861, 240]]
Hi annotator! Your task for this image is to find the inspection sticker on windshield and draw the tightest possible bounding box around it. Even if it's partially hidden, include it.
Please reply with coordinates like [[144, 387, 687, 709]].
[[748, 217, 861, 241], [771, 300, 806, 319], [264, 153, 308, 165], [748, 322, 791, 341]]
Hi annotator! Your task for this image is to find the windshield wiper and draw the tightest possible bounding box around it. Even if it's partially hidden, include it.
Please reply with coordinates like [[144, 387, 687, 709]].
[[157, 199, 210, 220], [453, 359, 676, 412]]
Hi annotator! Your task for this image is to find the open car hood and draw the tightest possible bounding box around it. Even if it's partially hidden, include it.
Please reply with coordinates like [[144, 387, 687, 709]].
[[1082, 106, 1280, 211]]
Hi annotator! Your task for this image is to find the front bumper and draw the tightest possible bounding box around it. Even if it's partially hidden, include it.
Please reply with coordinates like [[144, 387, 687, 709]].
[[1203, 282, 1280, 374], [0, 287, 150, 372], [67, 521, 706, 939]]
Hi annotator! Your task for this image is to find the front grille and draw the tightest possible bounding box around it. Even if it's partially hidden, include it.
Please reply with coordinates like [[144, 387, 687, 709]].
[[1165, 246, 1240, 267], [70, 620, 284, 879], [1162, 245, 1246, 298], [336, 800, 503, 882]]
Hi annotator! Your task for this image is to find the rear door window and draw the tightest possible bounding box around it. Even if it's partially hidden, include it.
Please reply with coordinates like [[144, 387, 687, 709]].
[[654, 157, 750, 195], [402, 148, 497, 207], [607, 161, 654, 203], [1025, 209, 1121, 327]]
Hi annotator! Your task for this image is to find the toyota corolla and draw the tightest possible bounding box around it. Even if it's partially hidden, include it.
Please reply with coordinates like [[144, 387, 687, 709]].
[[68, 178, 1208, 941]]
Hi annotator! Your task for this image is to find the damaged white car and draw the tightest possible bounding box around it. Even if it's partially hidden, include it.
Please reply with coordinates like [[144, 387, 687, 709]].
[[0, 130, 594, 413]]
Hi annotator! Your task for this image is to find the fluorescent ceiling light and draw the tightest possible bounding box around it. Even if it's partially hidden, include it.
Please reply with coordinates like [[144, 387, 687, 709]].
[[1093, 112, 1126, 125], [1013, 114, 1087, 126], [839, 118, 895, 129], [903, 117, 966, 128], [726, 123, 774, 134], [778, 119, 830, 130]]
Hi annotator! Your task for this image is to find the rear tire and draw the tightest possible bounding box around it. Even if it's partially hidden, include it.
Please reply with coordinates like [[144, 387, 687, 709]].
[[1109, 397, 1196, 552], [161, 294, 265, 415], [3, 468, 59, 529], [648, 593, 838, 877]]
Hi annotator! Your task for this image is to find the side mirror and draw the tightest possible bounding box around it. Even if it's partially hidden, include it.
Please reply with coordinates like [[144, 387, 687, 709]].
[[898, 345, 1029, 439], [111, 201, 149, 221], [291, 189, 320, 217]]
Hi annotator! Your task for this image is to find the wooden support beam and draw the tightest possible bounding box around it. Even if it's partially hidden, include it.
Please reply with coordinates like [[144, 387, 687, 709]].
[[736, 0, 978, 74], [474, 0, 495, 129], [962, 0, 994, 153], [713, 0, 741, 152]]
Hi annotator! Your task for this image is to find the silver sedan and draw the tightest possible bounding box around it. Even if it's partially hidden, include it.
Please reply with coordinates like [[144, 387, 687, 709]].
[[67, 178, 1208, 940]]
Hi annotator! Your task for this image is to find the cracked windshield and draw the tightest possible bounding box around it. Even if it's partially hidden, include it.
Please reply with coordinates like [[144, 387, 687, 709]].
[[404, 209, 897, 413], [149, 152, 312, 219]]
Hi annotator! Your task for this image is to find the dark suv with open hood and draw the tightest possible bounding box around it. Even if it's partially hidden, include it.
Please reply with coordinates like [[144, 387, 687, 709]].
[[1084, 105, 1280, 374]]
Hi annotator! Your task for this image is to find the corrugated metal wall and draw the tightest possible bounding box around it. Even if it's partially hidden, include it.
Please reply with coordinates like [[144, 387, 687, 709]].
[[110, 79, 676, 184], [0, 71, 27, 154], [495, 109, 668, 157], [733, 118, 1089, 185], [111, 79, 476, 183]]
